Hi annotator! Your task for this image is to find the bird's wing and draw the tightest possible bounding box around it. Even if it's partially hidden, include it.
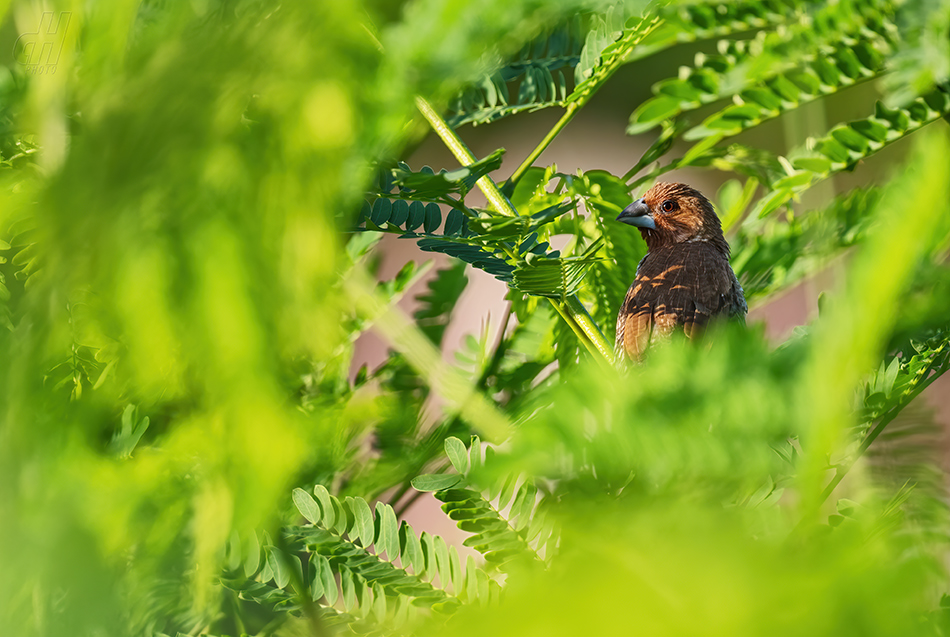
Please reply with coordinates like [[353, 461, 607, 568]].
[[616, 244, 741, 361], [678, 243, 737, 338], [616, 285, 653, 361]]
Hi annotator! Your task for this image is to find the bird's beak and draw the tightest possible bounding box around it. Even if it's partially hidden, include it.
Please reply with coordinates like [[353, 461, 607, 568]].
[[616, 198, 655, 229]]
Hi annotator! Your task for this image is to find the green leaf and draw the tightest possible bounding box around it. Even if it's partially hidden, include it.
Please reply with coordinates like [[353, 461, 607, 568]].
[[816, 137, 852, 164], [391, 199, 410, 226], [851, 119, 888, 143], [627, 96, 681, 134], [754, 188, 792, 218], [309, 553, 329, 601], [496, 473, 518, 509], [424, 203, 442, 233], [407, 201, 426, 231], [375, 502, 400, 560], [874, 101, 909, 131], [511, 242, 602, 298], [264, 545, 290, 589], [390, 150, 505, 197], [372, 583, 387, 622], [420, 532, 436, 581], [463, 555, 478, 602], [449, 546, 464, 594], [444, 437, 470, 474], [655, 77, 702, 101], [444, 209, 464, 236], [791, 156, 832, 174], [293, 488, 322, 525], [371, 198, 392, 226], [772, 172, 812, 190], [349, 496, 375, 547], [831, 126, 870, 153], [411, 474, 463, 492], [469, 435, 482, 472], [331, 495, 351, 535], [741, 87, 782, 112], [510, 481, 537, 531], [225, 531, 242, 572], [400, 521, 425, 575], [341, 567, 357, 610], [837, 498, 860, 518], [110, 405, 150, 458], [434, 535, 451, 589], [883, 356, 900, 396], [766, 74, 802, 102], [313, 485, 336, 528], [243, 531, 261, 577]]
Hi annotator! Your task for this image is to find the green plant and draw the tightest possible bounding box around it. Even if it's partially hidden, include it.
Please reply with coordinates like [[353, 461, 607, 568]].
[[2, 0, 950, 635]]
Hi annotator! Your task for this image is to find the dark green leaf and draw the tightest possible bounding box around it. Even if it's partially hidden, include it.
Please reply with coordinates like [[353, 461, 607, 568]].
[[407, 201, 426, 231], [831, 126, 870, 152], [424, 203, 443, 233], [391, 200, 410, 227], [371, 199, 392, 226], [851, 119, 888, 143], [444, 209, 464, 236]]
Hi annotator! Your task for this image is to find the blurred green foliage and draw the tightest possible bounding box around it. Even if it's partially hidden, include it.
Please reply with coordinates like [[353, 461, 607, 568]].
[[1, 0, 950, 635]]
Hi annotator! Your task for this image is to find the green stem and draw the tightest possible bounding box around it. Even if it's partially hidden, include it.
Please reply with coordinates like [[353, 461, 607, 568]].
[[564, 295, 614, 362], [415, 96, 614, 365], [415, 97, 516, 217], [506, 103, 579, 190], [549, 299, 597, 357]]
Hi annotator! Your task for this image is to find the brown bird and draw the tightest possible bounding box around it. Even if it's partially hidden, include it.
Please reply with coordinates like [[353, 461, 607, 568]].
[[614, 182, 747, 362]]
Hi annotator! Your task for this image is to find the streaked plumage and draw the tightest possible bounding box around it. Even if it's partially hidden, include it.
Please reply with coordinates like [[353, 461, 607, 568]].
[[614, 182, 747, 362]]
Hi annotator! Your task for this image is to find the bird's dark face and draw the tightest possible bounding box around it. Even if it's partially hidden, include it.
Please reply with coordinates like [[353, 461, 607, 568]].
[[616, 182, 725, 251]]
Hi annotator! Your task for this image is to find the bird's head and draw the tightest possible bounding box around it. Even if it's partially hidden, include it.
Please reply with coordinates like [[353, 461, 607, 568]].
[[616, 182, 728, 254]]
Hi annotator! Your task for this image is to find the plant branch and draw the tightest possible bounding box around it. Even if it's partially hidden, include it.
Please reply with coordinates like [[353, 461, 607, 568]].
[[563, 295, 613, 362], [415, 96, 614, 365], [415, 97, 517, 218]]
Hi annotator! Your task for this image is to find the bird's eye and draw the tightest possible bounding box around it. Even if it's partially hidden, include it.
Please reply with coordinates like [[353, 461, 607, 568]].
[[661, 200, 678, 213]]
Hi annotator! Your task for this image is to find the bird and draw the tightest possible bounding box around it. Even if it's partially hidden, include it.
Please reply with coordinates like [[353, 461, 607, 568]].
[[614, 181, 747, 362]]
